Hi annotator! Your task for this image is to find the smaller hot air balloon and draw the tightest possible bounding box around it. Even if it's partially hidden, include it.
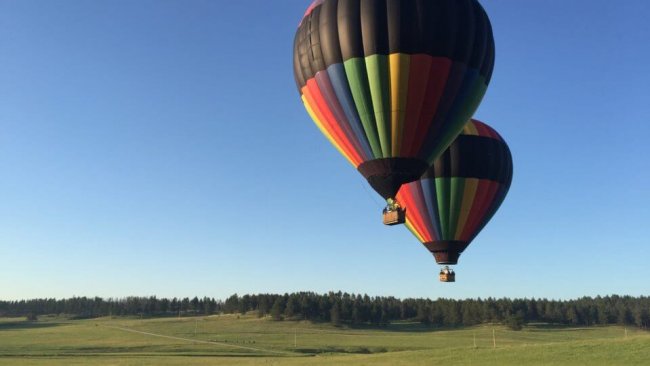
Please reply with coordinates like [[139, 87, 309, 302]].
[[396, 119, 513, 282]]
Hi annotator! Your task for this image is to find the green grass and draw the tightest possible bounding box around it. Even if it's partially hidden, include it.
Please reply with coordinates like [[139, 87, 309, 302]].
[[1, 314, 649, 365]]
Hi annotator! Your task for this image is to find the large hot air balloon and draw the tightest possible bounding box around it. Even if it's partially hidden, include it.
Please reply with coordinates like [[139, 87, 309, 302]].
[[396, 119, 512, 282], [293, 0, 495, 224]]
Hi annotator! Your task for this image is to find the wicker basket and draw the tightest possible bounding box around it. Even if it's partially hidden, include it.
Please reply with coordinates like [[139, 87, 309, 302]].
[[439, 272, 456, 282], [382, 208, 405, 225]]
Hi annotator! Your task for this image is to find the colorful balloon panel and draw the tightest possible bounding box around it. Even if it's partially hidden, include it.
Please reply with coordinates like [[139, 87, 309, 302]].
[[396, 119, 513, 264], [293, 0, 495, 200]]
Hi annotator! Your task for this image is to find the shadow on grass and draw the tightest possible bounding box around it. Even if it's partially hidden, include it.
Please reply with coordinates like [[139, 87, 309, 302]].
[[525, 323, 599, 332], [346, 321, 451, 333], [0, 322, 62, 331], [0, 352, 308, 359], [294, 346, 389, 355], [64, 346, 297, 357]]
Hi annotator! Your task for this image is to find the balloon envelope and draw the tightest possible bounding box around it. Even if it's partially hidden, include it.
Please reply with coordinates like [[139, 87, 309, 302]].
[[396, 119, 513, 264], [293, 0, 495, 200]]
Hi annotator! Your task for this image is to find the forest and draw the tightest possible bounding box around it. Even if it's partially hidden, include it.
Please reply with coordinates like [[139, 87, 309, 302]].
[[1, 293, 648, 330]]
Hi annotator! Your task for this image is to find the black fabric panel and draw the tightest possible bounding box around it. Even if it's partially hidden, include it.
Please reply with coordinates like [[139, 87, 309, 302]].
[[299, 23, 314, 78], [478, 2, 495, 82], [503, 141, 514, 187], [361, 0, 388, 56], [386, 0, 400, 53], [293, 0, 496, 88], [293, 32, 306, 91], [387, 0, 417, 54], [358, 157, 429, 199], [429, 0, 455, 57], [295, 21, 314, 88], [319, 0, 342, 66], [338, 0, 364, 60], [403, 0, 419, 54], [422, 135, 512, 184], [468, 0, 488, 70], [308, 6, 326, 72], [480, 15, 496, 84], [450, 0, 476, 65], [491, 133, 513, 189], [412, 0, 436, 55]]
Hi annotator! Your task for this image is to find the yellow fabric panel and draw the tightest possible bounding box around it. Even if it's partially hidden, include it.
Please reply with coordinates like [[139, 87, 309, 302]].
[[302, 95, 356, 167], [405, 217, 426, 243], [389, 53, 410, 156], [454, 178, 479, 239], [462, 120, 479, 136]]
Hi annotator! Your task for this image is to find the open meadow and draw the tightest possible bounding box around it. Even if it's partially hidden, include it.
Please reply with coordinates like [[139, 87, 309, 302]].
[[1, 314, 649, 365]]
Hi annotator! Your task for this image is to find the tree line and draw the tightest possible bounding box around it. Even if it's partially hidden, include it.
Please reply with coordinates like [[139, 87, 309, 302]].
[[1, 293, 648, 329], [0, 296, 222, 318]]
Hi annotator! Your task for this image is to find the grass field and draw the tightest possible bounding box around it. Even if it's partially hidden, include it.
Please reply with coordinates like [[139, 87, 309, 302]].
[[1, 314, 649, 365]]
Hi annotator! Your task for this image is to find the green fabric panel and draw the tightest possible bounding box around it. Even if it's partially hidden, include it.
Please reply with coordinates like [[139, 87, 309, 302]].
[[364, 54, 392, 157], [343, 58, 383, 158], [448, 177, 466, 241], [426, 78, 488, 163], [435, 177, 451, 239]]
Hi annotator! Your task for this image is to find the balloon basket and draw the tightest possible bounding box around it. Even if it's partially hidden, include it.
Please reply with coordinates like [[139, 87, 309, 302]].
[[439, 266, 455, 282], [382, 207, 405, 226]]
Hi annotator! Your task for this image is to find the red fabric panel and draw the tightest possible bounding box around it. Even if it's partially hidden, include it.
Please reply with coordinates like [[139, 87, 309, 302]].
[[460, 180, 499, 241], [398, 183, 433, 242], [304, 80, 363, 166], [404, 57, 452, 157]]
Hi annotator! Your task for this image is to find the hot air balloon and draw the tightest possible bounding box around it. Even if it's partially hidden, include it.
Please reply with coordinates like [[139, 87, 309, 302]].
[[396, 119, 512, 282], [293, 0, 495, 224]]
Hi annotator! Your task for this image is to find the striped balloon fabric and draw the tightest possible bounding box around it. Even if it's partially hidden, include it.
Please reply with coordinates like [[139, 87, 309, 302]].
[[293, 0, 495, 200], [396, 120, 512, 265]]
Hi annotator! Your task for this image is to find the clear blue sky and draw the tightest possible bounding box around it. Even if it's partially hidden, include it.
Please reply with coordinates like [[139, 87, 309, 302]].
[[1, 0, 649, 301]]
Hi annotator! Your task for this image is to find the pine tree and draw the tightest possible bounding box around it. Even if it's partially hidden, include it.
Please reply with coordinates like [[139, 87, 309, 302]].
[[270, 298, 284, 321], [330, 301, 341, 326], [284, 297, 297, 319]]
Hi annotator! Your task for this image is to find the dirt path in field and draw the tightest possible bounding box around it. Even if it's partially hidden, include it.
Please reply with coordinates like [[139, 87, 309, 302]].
[[103, 325, 306, 356]]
